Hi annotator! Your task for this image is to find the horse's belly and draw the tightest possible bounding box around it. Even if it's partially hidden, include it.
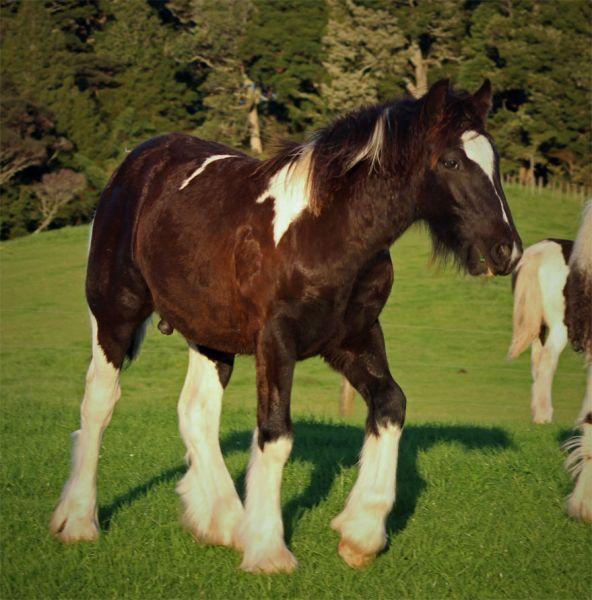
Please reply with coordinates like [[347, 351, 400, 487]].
[[152, 284, 259, 354]]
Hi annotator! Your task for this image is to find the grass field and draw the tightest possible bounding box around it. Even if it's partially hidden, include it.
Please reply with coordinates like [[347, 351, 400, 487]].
[[1, 186, 590, 599]]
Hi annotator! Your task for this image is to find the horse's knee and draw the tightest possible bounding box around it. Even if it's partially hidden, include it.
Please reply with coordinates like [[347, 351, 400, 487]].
[[257, 417, 292, 449], [367, 380, 406, 433]]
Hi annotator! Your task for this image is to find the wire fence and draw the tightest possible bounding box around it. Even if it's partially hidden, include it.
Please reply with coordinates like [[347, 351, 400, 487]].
[[502, 175, 591, 201]]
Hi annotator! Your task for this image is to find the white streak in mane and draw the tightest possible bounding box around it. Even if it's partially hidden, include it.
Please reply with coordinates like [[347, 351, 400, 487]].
[[256, 145, 314, 246], [461, 130, 510, 225], [570, 200, 592, 275], [347, 110, 387, 171], [179, 154, 235, 190]]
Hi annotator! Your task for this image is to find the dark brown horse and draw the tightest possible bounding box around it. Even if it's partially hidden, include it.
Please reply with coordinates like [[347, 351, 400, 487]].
[[51, 80, 522, 572]]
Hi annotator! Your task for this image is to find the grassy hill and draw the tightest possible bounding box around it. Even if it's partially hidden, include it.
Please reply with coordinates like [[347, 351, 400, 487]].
[[1, 186, 590, 598]]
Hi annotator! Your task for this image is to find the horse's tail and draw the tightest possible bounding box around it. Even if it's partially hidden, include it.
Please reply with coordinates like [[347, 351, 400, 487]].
[[508, 246, 545, 360], [125, 316, 152, 365]]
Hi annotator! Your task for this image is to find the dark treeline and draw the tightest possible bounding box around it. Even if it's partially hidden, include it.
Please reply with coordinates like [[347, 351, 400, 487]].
[[1, 0, 590, 239]]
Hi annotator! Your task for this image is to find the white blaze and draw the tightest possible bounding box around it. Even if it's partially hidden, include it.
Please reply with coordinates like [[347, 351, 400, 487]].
[[256, 146, 313, 245], [179, 154, 236, 190], [461, 130, 510, 225]]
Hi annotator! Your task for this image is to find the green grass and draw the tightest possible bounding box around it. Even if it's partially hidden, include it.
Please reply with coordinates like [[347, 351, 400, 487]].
[[1, 187, 590, 599]]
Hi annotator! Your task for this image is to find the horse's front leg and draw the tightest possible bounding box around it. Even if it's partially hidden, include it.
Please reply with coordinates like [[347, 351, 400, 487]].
[[566, 363, 592, 522], [237, 323, 297, 573], [324, 321, 406, 568]]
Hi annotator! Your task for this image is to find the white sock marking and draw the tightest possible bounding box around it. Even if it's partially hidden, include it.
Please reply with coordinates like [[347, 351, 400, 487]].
[[256, 146, 313, 245], [179, 154, 236, 190], [461, 130, 510, 225], [50, 313, 121, 541], [177, 345, 243, 546], [332, 424, 401, 557], [238, 431, 296, 571]]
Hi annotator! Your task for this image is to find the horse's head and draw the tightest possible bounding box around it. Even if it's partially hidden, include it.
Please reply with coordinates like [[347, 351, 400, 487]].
[[418, 79, 522, 276]]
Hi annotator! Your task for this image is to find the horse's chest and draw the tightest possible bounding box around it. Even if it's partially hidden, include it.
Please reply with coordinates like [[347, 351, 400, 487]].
[[293, 251, 394, 356]]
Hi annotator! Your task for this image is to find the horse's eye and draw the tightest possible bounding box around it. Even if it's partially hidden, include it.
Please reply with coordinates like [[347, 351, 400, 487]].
[[442, 159, 459, 170]]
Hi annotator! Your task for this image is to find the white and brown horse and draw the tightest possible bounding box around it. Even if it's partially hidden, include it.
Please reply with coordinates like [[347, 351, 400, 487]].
[[509, 202, 592, 522], [50, 79, 522, 572], [508, 238, 574, 423]]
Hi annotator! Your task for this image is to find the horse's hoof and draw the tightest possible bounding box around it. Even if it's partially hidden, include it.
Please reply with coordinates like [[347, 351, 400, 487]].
[[182, 496, 244, 550], [337, 537, 375, 569], [50, 511, 99, 543], [240, 544, 298, 573], [566, 464, 592, 523], [532, 410, 553, 424]]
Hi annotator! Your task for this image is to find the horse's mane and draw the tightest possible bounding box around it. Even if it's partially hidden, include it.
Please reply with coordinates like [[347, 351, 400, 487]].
[[258, 87, 473, 216]]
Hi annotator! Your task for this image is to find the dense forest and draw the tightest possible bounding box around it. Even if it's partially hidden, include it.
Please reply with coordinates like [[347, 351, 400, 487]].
[[1, 0, 590, 239]]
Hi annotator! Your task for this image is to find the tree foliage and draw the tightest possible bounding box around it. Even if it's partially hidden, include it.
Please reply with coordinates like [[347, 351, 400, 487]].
[[0, 0, 590, 239], [322, 0, 406, 113]]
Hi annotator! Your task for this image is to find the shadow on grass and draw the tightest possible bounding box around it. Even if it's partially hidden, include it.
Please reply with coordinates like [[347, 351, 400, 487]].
[[99, 465, 185, 531], [98, 422, 511, 541]]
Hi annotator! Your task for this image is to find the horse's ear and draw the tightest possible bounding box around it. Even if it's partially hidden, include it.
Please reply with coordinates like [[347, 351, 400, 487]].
[[471, 79, 492, 119], [424, 79, 450, 115]]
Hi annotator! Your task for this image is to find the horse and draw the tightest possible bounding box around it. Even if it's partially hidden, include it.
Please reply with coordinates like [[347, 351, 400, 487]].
[[563, 202, 592, 522], [508, 238, 574, 423], [508, 202, 591, 522], [50, 79, 523, 572]]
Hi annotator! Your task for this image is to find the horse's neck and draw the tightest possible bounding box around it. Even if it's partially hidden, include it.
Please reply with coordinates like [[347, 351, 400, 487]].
[[313, 178, 416, 264]]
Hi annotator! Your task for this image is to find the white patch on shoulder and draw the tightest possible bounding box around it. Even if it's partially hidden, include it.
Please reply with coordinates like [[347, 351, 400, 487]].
[[256, 146, 313, 245], [461, 130, 510, 224], [179, 154, 235, 190]]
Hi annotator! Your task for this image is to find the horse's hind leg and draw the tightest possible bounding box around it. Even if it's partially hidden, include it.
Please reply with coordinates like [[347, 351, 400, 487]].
[[566, 364, 592, 522], [531, 324, 567, 423], [177, 344, 243, 548], [50, 313, 147, 541]]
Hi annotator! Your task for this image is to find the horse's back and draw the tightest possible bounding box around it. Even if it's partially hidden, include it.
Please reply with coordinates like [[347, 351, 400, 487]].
[[87, 133, 266, 355]]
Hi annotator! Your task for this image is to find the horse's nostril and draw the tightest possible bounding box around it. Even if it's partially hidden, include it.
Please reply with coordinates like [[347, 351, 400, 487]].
[[492, 242, 512, 267], [499, 243, 511, 260], [493, 244, 512, 261]]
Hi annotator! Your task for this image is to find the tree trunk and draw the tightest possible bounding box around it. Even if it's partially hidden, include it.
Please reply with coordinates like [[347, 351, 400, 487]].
[[339, 377, 356, 417], [406, 42, 428, 99], [33, 211, 57, 234], [248, 103, 263, 155], [244, 73, 263, 155]]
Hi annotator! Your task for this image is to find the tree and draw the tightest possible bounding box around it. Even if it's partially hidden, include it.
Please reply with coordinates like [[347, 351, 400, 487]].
[[242, 0, 327, 133], [92, 0, 196, 164], [0, 82, 72, 187], [1, 0, 107, 159], [322, 0, 406, 114], [459, 0, 591, 185], [32, 169, 87, 233], [166, 0, 255, 149]]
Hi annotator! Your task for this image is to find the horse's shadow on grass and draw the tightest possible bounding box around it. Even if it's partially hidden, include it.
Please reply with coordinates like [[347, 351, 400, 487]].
[[99, 421, 511, 541]]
